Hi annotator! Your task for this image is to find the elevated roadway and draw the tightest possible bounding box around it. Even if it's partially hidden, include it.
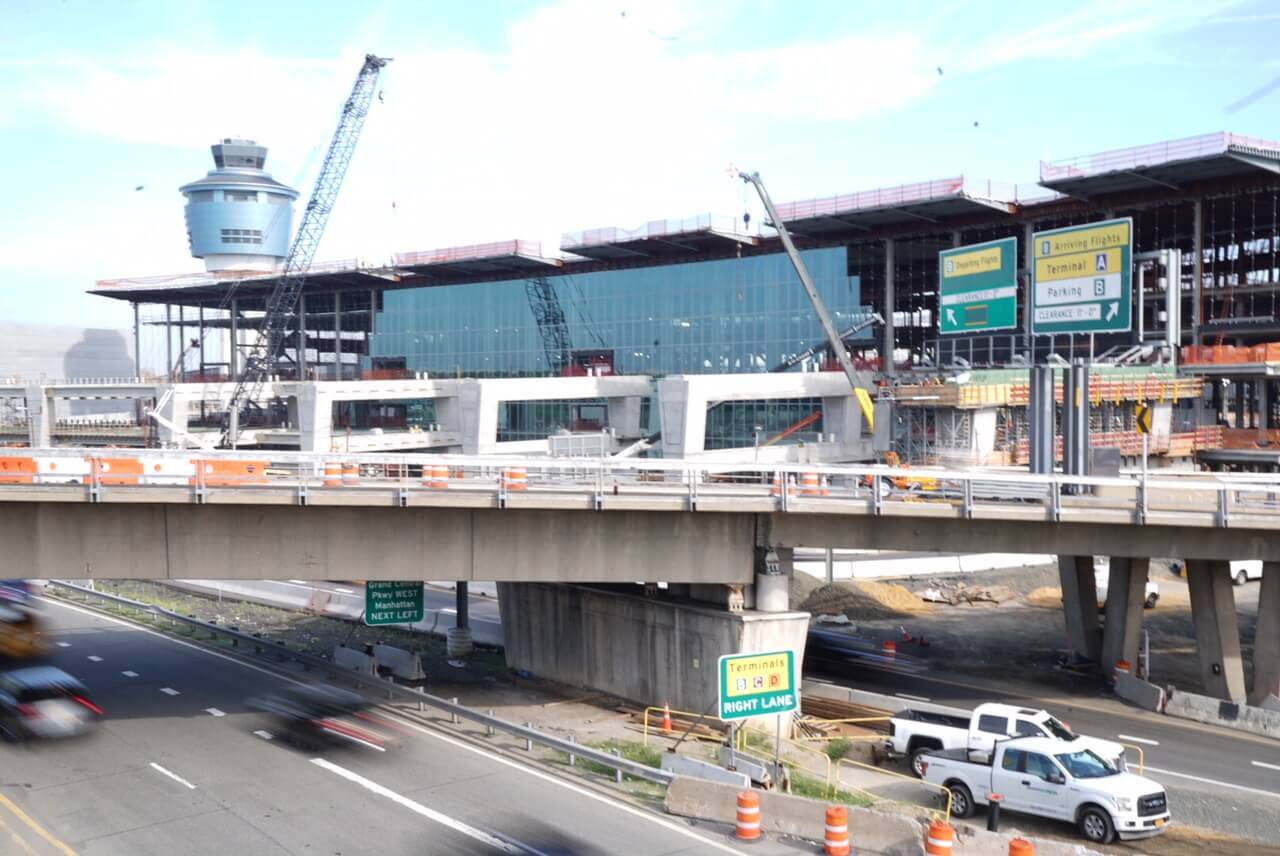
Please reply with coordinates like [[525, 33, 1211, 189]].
[[1, 450, 1278, 580]]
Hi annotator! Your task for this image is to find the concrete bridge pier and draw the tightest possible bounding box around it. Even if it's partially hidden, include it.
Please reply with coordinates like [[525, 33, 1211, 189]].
[[1250, 561, 1280, 705], [1058, 555, 1101, 662], [1186, 559, 1247, 702], [1100, 557, 1149, 676], [497, 582, 809, 720]]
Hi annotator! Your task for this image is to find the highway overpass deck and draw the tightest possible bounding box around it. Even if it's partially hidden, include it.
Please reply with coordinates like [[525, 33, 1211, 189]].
[[1, 451, 1278, 580]]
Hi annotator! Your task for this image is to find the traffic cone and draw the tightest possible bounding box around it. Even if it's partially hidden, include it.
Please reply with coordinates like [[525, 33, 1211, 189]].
[[662, 703, 673, 736]]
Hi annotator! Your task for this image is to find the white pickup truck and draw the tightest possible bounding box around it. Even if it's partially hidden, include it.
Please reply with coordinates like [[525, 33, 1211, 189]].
[[888, 702, 1126, 777], [920, 737, 1171, 844]]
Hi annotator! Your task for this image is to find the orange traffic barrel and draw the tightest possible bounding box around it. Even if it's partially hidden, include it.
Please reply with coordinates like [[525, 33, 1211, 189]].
[[735, 790, 761, 842], [770, 474, 795, 498], [503, 467, 528, 492], [426, 464, 448, 489], [824, 804, 850, 856], [882, 640, 897, 662], [925, 820, 954, 855], [1009, 839, 1034, 856], [323, 461, 342, 487], [800, 471, 821, 496], [342, 462, 359, 485], [1113, 659, 1132, 685]]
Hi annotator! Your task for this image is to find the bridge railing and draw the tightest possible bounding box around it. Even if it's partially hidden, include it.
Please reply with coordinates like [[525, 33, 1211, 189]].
[[1, 448, 1278, 526]]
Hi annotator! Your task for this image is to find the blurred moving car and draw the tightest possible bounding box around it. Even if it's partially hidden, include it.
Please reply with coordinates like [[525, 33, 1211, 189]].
[[248, 684, 403, 751], [0, 580, 48, 659], [805, 626, 926, 676], [0, 667, 103, 740]]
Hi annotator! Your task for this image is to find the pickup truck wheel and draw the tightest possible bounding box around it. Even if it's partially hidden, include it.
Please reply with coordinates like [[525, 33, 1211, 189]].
[[1145, 592, 1159, 609], [948, 782, 975, 819], [910, 747, 936, 778], [1078, 806, 1115, 844]]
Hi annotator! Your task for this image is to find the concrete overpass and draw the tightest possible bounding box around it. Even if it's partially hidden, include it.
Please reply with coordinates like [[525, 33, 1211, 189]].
[[2, 449, 1277, 709]]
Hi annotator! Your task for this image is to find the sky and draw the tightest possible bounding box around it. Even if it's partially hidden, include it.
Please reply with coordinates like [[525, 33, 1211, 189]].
[[2, 0, 1279, 331]]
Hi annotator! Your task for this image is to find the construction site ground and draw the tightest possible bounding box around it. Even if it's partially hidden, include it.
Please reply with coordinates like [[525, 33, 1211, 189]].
[[793, 560, 1266, 698], [52, 579, 1279, 855]]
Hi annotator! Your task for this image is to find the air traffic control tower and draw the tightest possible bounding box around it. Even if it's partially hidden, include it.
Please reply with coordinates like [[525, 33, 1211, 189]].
[[179, 138, 299, 272]]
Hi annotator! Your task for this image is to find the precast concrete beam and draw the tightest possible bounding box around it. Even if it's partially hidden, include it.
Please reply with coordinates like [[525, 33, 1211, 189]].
[[1186, 559, 1247, 702], [1250, 561, 1280, 705], [1101, 556, 1149, 675], [1059, 555, 1101, 661]]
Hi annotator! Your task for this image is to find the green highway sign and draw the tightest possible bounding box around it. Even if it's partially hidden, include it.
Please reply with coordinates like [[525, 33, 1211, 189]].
[[938, 237, 1018, 335], [1031, 218, 1133, 335], [717, 649, 799, 721], [364, 581, 425, 625]]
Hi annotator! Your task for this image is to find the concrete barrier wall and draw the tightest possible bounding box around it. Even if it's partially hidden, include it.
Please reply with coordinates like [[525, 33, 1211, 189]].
[[333, 646, 375, 675], [1165, 688, 1280, 738], [1113, 672, 1167, 713], [499, 583, 809, 715]]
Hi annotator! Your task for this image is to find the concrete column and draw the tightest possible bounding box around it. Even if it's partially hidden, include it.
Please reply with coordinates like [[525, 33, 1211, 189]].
[[296, 385, 333, 453], [1250, 561, 1280, 705], [657, 376, 705, 459], [1058, 555, 1101, 661], [229, 299, 240, 381], [606, 395, 643, 437], [1100, 557, 1149, 675], [1186, 559, 1246, 702], [333, 292, 343, 380], [883, 238, 895, 376], [457, 380, 498, 455], [755, 547, 792, 613], [1192, 199, 1203, 346], [24, 384, 50, 448]]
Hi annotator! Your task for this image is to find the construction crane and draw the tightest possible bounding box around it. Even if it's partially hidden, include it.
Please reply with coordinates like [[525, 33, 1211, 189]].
[[735, 169, 876, 430], [221, 53, 390, 447], [525, 276, 572, 374]]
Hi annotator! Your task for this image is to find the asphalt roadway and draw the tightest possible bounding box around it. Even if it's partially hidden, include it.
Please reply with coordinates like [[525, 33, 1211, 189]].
[[807, 657, 1280, 843], [0, 598, 775, 856]]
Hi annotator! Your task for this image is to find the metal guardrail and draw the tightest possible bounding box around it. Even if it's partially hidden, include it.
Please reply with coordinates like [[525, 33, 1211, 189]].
[[3, 449, 1278, 529], [44, 580, 673, 787]]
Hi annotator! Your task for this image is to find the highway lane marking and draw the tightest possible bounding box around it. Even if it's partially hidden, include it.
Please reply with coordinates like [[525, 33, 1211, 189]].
[[333, 587, 355, 594], [149, 763, 197, 790], [385, 713, 747, 854], [0, 790, 79, 856], [1145, 765, 1280, 799], [40, 597, 753, 854], [1253, 760, 1280, 772], [159, 688, 180, 696], [254, 730, 274, 740], [55, 642, 71, 648], [0, 814, 41, 856], [310, 758, 525, 854], [1118, 734, 1159, 746], [205, 708, 226, 717], [896, 693, 931, 702], [86, 655, 102, 662], [287, 580, 309, 585], [121, 671, 138, 678]]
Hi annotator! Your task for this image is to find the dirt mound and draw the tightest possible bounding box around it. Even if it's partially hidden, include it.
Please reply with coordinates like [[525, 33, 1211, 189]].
[[790, 572, 825, 608], [1025, 586, 1062, 609], [799, 580, 931, 621]]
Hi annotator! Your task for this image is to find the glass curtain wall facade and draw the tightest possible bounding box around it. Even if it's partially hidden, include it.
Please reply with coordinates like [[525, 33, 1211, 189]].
[[369, 247, 866, 378]]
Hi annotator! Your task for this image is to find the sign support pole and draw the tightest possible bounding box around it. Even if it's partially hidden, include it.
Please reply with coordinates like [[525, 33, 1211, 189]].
[[773, 714, 782, 781]]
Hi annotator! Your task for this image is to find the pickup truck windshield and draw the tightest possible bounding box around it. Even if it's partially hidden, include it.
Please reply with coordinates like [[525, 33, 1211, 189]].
[[1054, 749, 1118, 779], [1043, 716, 1077, 740]]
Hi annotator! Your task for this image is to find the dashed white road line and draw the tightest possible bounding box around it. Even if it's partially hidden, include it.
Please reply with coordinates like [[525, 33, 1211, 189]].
[[121, 671, 138, 678], [55, 642, 71, 648], [1253, 760, 1280, 772], [149, 762, 197, 790], [86, 655, 102, 662], [1145, 765, 1280, 799], [1118, 734, 1160, 746], [159, 687, 180, 696], [205, 708, 226, 717], [896, 693, 931, 702], [310, 758, 524, 854], [253, 730, 274, 741], [333, 587, 355, 594]]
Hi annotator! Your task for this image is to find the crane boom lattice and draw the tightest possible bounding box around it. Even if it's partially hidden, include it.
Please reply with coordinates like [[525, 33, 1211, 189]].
[[525, 276, 572, 374], [222, 53, 389, 446]]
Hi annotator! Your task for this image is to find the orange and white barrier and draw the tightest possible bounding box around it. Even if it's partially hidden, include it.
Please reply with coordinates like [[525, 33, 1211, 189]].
[[0, 456, 36, 484], [425, 464, 449, 490], [93, 457, 144, 485], [323, 461, 343, 487], [925, 820, 954, 854], [1009, 838, 1034, 856], [342, 462, 359, 485], [143, 458, 197, 486], [734, 790, 761, 842], [824, 804, 850, 855], [502, 467, 528, 492], [33, 456, 91, 485], [197, 459, 268, 487]]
